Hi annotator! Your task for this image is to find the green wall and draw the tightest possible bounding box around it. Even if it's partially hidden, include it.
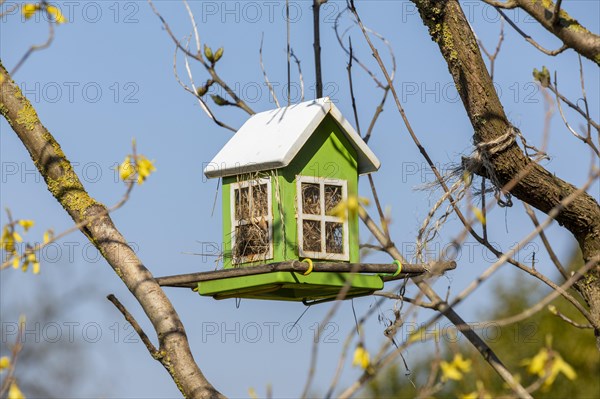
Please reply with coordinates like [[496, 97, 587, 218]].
[[222, 114, 360, 268]]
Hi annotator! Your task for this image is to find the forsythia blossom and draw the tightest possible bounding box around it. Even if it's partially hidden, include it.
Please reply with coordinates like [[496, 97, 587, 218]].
[[8, 381, 25, 399], [329, 196, 370, 221], [118, 154, 156, 185], [440, 354, 472, 382], [352, 344, 371, 370], [521, 338, 576, 389], [21, 3, 40, 19]]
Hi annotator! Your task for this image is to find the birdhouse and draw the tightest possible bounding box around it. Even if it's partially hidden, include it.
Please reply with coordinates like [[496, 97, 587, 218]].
[[154, 98, 457, 303], [197, 98, 384, 302]]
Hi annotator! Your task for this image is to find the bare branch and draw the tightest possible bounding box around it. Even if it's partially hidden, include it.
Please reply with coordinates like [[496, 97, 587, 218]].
[[11, 3, 55, 75], [346, 37, 361, 135], [553, 72, 600, 156], [147, 0, 254, 115], [259, 33, 280, 108], [480, 256, 598, 327], [107, 294, 159, 355], [511, 0, 600, 65], [312, 0, 326, 98], [523, 203, 568, 280], [496, 8, 568, 56], [182, 0, 201, 53], [0, 61, 224, 399], [290, 49, 305, 102]]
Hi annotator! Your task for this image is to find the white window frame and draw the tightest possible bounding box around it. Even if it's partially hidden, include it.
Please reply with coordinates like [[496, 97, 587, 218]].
[[230, 178, 273, 264], [296, 176, 349, 261]]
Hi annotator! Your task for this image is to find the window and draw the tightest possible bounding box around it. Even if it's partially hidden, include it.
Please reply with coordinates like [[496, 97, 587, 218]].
[[297, 176, 349, 261], [231, 178, 273, 264]]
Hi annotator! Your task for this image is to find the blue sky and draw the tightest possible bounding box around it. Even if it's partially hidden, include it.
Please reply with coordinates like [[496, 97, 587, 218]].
[[1, 1, 599, 398]]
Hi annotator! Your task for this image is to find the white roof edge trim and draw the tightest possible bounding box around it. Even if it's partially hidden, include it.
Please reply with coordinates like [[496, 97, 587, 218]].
[[203, 97, 380, 178]]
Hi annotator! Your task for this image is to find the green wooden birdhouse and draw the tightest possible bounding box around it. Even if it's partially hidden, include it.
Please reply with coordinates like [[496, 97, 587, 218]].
[[199, 97, 383, 303]]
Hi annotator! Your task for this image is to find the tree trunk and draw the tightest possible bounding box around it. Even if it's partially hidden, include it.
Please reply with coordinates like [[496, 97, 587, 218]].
[[412, 0, 600, 346]]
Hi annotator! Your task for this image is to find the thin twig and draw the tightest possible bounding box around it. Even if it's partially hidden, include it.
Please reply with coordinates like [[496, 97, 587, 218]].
[[11, 2, 55, 75], [1, 180, 135, 270], [107, 294, 159, 355], [300, 261, 363, 398], [176, 44, 236, 132], [363, 89, 389, 143], [259, 33, 280, 108], [446, 171, 600, 326], [286, 0, 291, 104], [312, 0, 326, 98], [367, 174, 389, 238], [347, 37, 360, 135], [147, 0, 254, 115], [478, 256, 597, 327], [553, 72, 600, 156], [477, 18, 504, 81], [372, 292, 438, 309], [182, 0, 200, 53], [496, 8, 568, 56], [550, 307, 593, 329], [290, 50, 305, 102], [523, 203, 568, 279]]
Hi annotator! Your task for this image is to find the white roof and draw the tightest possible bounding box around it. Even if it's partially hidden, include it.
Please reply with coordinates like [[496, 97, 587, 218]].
[[204, 97, 380, 178]]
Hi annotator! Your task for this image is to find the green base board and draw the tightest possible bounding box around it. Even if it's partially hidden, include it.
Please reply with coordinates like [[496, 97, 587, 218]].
[[197, 271, 384, 301]]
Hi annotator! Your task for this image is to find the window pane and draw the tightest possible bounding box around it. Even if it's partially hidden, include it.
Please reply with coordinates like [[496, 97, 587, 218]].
[[303, 220, 321, 252], [252, 183, 269, 217], [235, 222, 269, 259], [234, 187, 250, 220], [325, 222, 344, 254], [301, 183, 321, 215], [324, 184, 342, 213]]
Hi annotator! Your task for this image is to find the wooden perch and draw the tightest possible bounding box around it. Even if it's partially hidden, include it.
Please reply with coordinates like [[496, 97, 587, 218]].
[[155, 260, 457, 288]]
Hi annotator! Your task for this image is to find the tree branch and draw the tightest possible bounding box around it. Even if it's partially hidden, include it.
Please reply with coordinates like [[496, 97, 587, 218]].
[[0, 61, 224, 399], [413, 0, 600, 344], [512, 0, 600, 65]]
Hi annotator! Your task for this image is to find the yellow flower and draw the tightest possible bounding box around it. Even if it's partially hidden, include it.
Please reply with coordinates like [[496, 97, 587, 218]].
[[460, 380, 491, 399], [46, 5, 66, 24], [352, 344, 370, 370], [13, 231, 23, 243], [136, 156, 156, 185], [440, 360, 463, 381], [453, 354, 472, 372], [329, 196, 369, 221], [522, 347, 548, 377], [521, 343, 577, 389], [22, 3, 40, 19], [440, 354, 472, 382], [471, 206, 486, 225], [12, 255, 20, 269], [43, 229, 54, 244], [18, 219, 34, 232], [0, 356, 10, 371], [118, 156, 135, 181], [21, 251, 38, 273], [1, 226, 13, 251], [8, 381, 25, 399], [1, 227, 22, 253]]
